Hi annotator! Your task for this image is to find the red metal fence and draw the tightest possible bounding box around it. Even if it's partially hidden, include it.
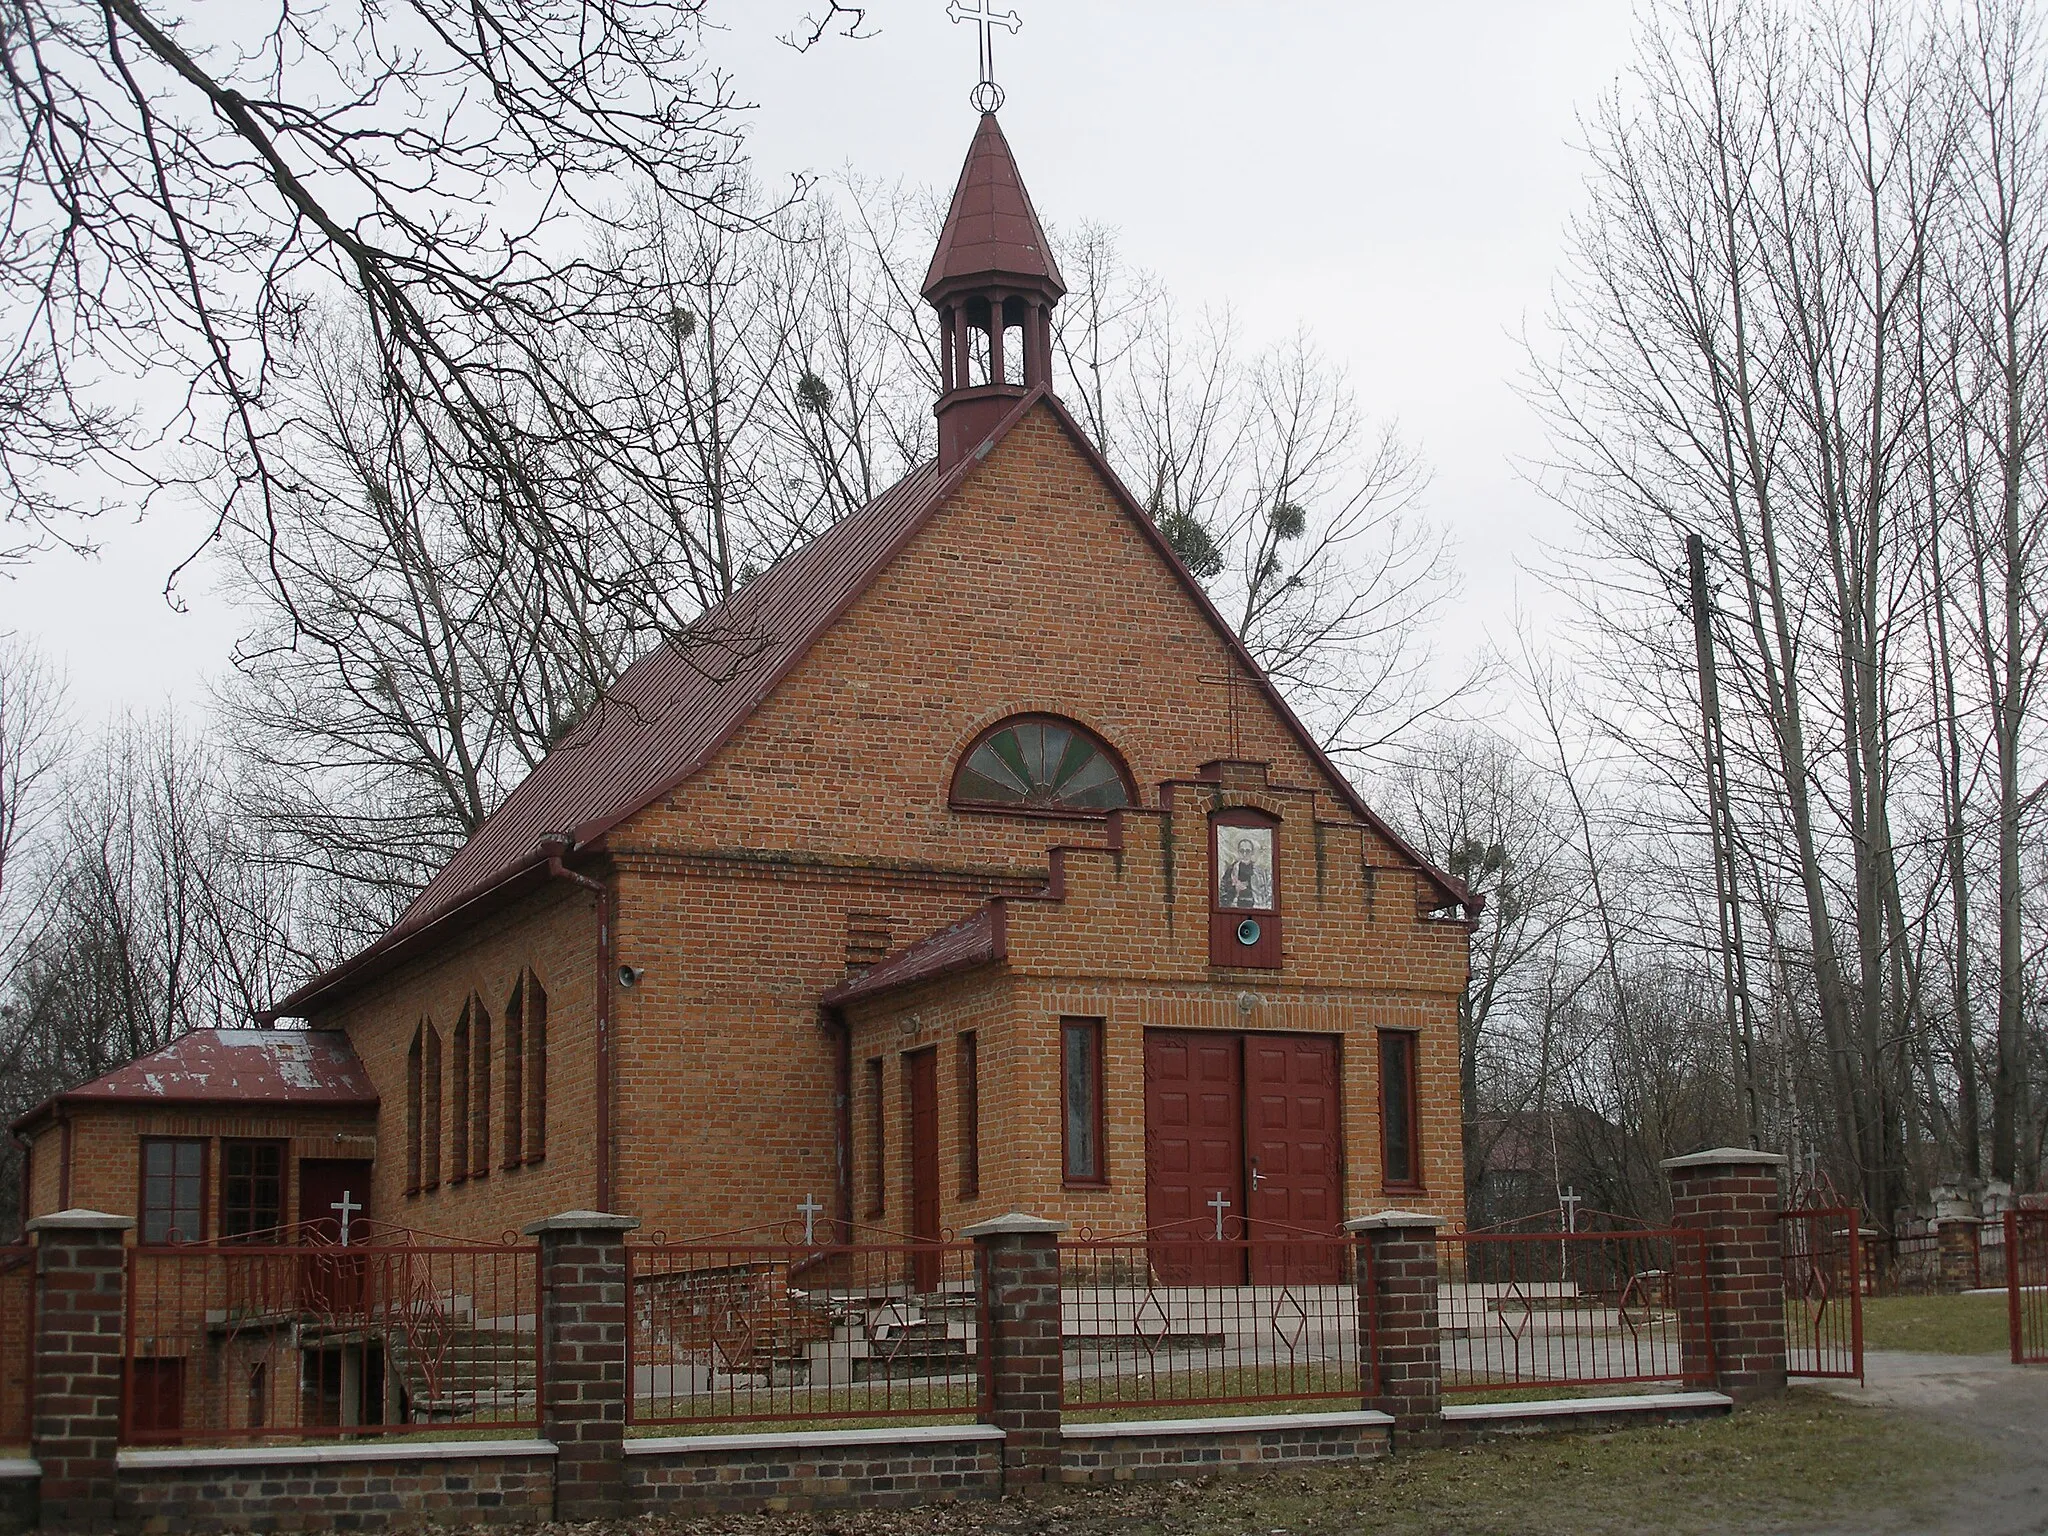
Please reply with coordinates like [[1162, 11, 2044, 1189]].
[[125, 1241, 538, 1444], [1779, 1208, 1863, 1380], [625, 1241, 983, 1427], [1058, 1235, 1364, 1418], [1438, 1228, 1711, 1394], [2009, 1210, 2048, 1366], [0, 1249, 31, 1447]]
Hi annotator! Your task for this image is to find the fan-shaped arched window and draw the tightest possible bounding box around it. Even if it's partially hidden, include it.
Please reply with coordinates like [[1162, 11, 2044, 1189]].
[[951, 715, 1133, 814]]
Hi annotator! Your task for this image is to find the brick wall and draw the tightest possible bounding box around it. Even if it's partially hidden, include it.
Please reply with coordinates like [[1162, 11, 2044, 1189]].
[[1060, 1416, 1390, 1481], [626, 1430, 1002, 1513], [116, 1446, 554, 1533]]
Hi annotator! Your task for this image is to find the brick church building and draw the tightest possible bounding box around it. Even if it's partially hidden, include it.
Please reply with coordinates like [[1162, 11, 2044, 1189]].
[[19, 112, 1476, 1262]]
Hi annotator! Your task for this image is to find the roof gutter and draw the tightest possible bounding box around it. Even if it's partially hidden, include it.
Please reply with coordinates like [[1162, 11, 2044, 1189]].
[[542, 837, 616, 1213]]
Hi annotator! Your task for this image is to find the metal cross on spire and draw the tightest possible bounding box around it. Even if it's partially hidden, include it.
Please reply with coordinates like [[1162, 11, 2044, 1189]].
[[947, 0, 1021, 113]]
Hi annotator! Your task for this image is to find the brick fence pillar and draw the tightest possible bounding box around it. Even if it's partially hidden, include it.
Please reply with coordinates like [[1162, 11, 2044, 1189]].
[[1662, 1148, 1788, 1402], [1937, 1218, 1983, 1293], [524, 1211, 638, 1521], [28, 1210, 135, 1532], [1345, 1211, 1443, 1449], [964, 1213, 1066, 1490]]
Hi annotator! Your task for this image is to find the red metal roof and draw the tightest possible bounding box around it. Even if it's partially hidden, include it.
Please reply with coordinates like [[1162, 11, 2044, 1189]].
[[13, 1030, 377, 1131], [821, 904, 1006, 1009], [388, 459, 947, 946], [922, 112, 1065, 303]]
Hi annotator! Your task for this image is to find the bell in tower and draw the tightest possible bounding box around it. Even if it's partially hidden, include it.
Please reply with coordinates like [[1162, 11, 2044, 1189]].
[[922, 112, 1066, 471]]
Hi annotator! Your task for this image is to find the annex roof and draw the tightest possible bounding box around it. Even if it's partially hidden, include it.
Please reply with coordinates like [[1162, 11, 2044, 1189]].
[[822, 904, 1006, 1010], [273, 388, 1472, 1020], [922, 113, 1065, 303], [12, 1029, 377, 1132]]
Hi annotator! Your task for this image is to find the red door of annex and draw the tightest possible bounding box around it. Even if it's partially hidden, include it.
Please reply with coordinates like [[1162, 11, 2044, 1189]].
[[1143, 1031, 1246, 1284], [297, 1158, 373, 1316], [1245, 1035, 1343, 1282], [906, 1048, 943, 1291]]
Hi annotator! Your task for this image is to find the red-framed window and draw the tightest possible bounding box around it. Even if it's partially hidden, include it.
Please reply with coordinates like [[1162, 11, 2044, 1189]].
[[1061, 1018, 1107, 1186], [864, 1056, 886, 1218], [218, 1140, 286, 1241], [139, 1138, 206, 1243], [1379, 1029, 1422, 1190], [957, 1030, 981, 1199]]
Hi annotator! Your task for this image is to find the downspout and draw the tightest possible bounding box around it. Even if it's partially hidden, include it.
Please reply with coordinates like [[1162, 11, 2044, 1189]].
[[822, 1006, 853, 1241], [541, 837, 615, 1212]]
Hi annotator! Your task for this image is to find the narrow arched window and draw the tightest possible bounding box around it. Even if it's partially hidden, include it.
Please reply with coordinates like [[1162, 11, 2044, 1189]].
[[450, 1007, 471, 1183], [951, 715, 1133, 814], [422, 1022, 443, 1190], [406, 1025, 424, 1195]]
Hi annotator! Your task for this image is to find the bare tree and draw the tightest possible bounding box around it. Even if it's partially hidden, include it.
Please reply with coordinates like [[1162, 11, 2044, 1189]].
[[0, 0, 857, 584]]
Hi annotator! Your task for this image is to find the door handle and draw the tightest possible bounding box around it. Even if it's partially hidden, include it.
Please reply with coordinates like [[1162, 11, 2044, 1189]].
[[1250, 1158, 1266, 1191]]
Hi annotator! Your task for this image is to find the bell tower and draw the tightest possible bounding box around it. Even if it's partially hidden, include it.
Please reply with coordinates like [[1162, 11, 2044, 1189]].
[[923, 112, 1066, 471]]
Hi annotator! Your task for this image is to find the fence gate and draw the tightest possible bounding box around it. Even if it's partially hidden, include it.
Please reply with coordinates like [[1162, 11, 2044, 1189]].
[[2010, 1209, 2048, 1366], [1778, 1208, 1863, 1381]]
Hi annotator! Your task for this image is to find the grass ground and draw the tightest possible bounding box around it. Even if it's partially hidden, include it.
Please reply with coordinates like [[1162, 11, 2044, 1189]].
[[1860, 1292, 2011, 1354], [589, 1390, 1981, 1536]]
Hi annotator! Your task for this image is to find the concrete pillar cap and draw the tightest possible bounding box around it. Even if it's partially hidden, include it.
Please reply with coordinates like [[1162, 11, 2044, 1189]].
[[1344, 1210, 1447, 1232], [25, 1209, 136, 1233], [960, 1212, 1068, 1238], [521, 1211, 641, 1236], [1659, 1146, 1789, 1171]]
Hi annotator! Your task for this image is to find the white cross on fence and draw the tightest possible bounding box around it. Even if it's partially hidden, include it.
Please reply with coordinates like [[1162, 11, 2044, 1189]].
[[1561, 1187, 1583, 1234], [798, 1193, 823, 1247], [1209, 1189, 1233, 1242], [331, 1191, 361, 1245]]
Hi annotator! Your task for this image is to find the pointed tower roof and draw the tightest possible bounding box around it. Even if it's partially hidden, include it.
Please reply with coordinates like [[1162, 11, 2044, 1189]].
[[922, 113, 1065, 304]]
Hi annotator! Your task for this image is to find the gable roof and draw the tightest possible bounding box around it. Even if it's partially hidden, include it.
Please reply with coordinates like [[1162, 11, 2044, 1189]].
[[922, 113, 1065, 302], [12, 1029, 377, 1133], [273, 389, 1470, 1019]]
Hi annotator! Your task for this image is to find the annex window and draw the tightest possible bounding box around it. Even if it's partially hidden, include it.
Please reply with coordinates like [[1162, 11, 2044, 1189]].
[[957, 1031, 980, 1199], [1061, 1018, 1106, 1186], [140, 1139, 206, 1243], [1379, 1030, 1421, 1190], [951, 715, 1132, 814], [450, 1007, 471, 1184], [218, 1141, 285, 1241], [865, 1057, 886, 1218]]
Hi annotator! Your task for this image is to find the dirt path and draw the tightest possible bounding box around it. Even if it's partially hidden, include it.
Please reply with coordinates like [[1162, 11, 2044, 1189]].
[[1812, 1352, 2048, 1535]]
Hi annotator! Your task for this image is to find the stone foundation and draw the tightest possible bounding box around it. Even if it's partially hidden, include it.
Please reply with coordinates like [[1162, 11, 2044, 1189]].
[[626, 1427, 1004, 1513]]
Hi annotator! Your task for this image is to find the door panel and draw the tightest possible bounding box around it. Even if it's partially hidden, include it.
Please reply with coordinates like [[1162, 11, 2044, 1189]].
[[1143, 1031, 1245, 1284], [906, 1048, 941, 1291], [297, 1159, 373, 1318], [1245, 1035, 1343, 1282]]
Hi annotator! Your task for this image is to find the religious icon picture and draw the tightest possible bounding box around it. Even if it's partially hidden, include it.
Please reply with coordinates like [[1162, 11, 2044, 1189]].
[[1215, 824, 1275, 911]]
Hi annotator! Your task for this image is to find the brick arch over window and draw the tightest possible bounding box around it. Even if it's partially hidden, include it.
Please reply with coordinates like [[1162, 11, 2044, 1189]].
[[949, 713, 1133, 815]]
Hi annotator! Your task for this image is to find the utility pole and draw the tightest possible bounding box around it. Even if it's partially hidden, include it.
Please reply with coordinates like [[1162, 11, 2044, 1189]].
[[1688, 532, 1762, 1143]]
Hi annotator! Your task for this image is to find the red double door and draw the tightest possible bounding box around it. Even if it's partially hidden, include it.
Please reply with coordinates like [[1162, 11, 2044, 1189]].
[[1143, 1030, 1342, 1284]]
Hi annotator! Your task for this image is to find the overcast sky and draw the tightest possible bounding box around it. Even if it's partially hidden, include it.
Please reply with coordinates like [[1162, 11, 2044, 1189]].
[[7, 0, 1643, 724]]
